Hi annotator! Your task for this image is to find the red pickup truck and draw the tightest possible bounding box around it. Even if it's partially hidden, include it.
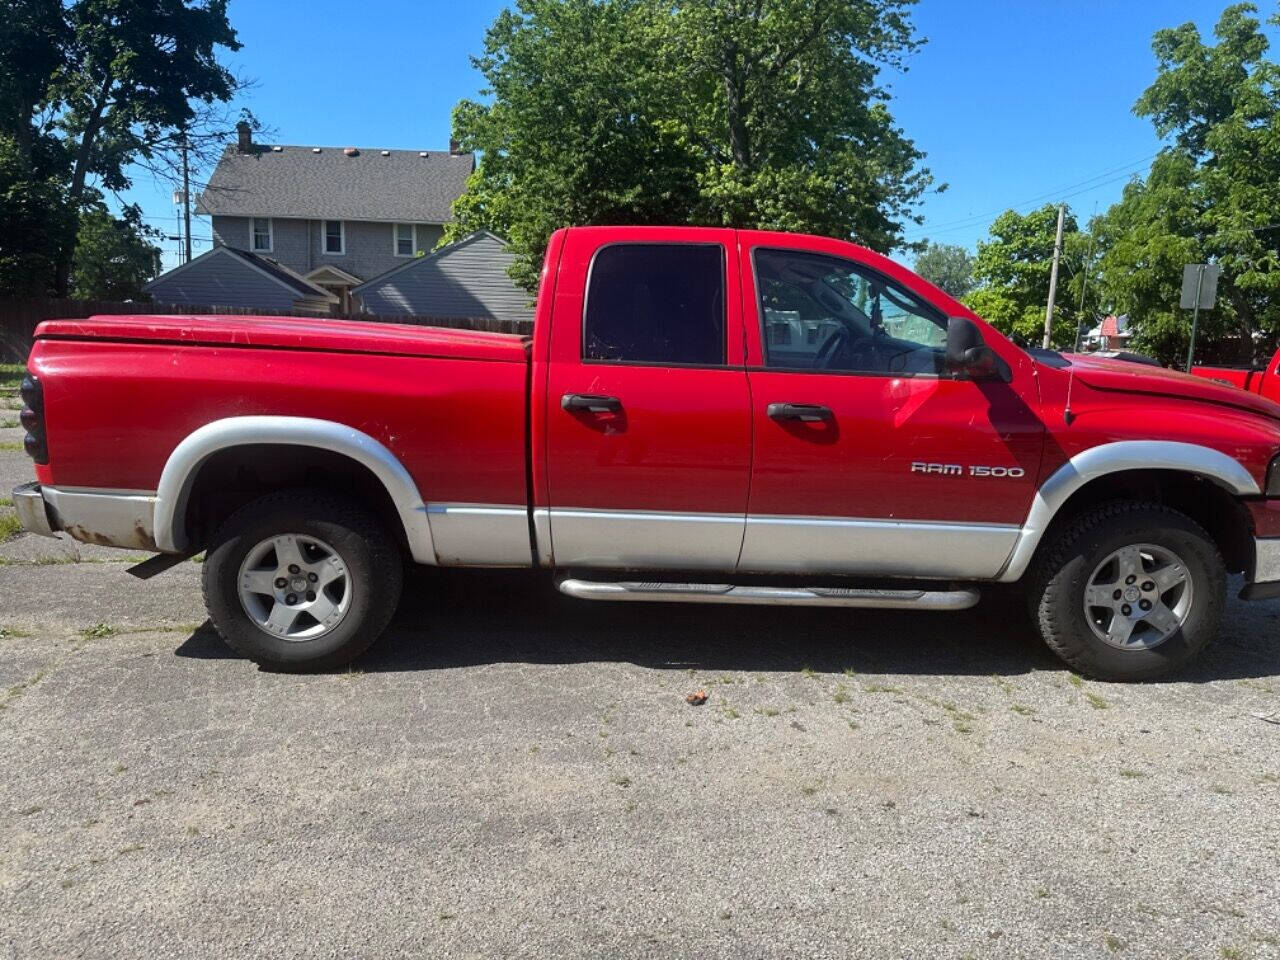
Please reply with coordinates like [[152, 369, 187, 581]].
[[13, 226, 1280, 680], [1193, 349, 1280, 403]]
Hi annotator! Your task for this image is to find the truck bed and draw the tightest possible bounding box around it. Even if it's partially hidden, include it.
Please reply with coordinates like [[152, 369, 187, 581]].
[[36, 313, 530, 364]]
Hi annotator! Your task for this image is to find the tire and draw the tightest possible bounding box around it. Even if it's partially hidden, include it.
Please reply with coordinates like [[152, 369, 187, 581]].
[[1027, 501, 1226, 681], [201, 489, 404, 671]]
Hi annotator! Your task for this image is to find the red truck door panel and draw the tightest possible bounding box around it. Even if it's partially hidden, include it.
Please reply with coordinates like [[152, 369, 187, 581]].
[[542, 229, 751, 570], [738, 237, 1045, 579]]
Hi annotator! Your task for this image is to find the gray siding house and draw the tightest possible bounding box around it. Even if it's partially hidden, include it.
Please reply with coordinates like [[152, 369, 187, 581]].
[[147, 122, 529, 318], [353, 232, 533, 326], [145, 245, 337, 313]]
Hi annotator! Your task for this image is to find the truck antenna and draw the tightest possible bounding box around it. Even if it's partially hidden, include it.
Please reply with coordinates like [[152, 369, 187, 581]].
[[1064, 361, 1077, 426]]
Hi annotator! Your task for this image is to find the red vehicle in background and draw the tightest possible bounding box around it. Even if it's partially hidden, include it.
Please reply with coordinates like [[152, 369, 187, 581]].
[[13, 226, 1280, 681], [1193, 348, 1280, 403]]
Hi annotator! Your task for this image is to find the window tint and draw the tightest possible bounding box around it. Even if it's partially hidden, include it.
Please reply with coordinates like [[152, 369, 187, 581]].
[[755, 249, 948, 375], [584, 244, 725, 366]]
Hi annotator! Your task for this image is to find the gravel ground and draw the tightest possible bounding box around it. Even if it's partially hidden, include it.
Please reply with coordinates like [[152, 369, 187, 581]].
[[2, 410, 1279, 959]]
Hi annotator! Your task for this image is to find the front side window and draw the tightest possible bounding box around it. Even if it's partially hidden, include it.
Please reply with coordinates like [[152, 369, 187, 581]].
[[583, 244, 725, 366], [394, 223, 414, 257], [324, 220, 344, 254], [755, 248, 947, 375], [251, 217, 272, 251]]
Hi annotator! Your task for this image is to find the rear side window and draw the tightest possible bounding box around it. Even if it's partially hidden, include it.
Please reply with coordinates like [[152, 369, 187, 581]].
[[583, 244, 725, 366]]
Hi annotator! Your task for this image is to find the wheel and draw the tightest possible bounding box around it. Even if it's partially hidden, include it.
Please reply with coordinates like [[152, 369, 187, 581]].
[[202, 489, 404, 671], [1027, 501, 1226, 681]]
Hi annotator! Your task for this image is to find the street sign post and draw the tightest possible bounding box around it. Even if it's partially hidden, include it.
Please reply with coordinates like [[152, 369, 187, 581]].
[[1181, 263, 1220, 371]]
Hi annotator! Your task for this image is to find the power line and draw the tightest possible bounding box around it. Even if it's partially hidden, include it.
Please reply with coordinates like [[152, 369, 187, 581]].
[[906, 150, 1160, 241]]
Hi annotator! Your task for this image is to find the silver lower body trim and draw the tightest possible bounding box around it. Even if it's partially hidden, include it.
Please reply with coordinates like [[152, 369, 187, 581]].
[[558, 578, 980, 610], [12, 483, 159, 550], [739, 515, 1018, 580], [424, 503, 530, 566], [1255, 536, 1280, 585], [547, 508, 745, 570]]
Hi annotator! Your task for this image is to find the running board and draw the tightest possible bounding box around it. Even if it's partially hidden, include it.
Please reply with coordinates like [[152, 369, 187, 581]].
[[557, 579, 980, 610]]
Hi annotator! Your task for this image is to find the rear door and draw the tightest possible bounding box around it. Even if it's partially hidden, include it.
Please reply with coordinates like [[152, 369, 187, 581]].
[[541, 228, 751, 570]]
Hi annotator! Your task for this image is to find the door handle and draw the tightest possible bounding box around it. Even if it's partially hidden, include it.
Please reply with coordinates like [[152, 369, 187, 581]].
[[562, 393, 623, 413], [767, 402, 833, 422]]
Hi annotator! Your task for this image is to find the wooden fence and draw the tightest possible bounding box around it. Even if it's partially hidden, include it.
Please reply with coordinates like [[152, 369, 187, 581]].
[[0, 298, 533, 363]]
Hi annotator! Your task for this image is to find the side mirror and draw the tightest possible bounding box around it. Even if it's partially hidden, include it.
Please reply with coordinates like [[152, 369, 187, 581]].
[[945, 316, 998, 379]]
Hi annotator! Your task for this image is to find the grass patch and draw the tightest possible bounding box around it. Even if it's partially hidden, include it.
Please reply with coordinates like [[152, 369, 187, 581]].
[[0, 442, 22, 452], [0, 625, 33, 640], [80, 623, 118, 639], [754, 706, 782, 717], [1104, 933, 1124, 952], [1, 511, 22, 541], [0, 419, 16, 429], [1085, 691, 1109, 710], [832, 684, 850, 704], [1067, 674, 1084, 688], [864, 683, 904, 695], [1010, 703, 1035, 716], [1118, 768, 1145, 779]]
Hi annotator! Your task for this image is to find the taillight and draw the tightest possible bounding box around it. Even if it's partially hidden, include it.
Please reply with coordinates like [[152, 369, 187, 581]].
[[19, 373, 48, 464]]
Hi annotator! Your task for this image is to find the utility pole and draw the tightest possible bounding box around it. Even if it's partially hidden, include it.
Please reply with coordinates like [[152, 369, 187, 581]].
[[1043, 203, 1066, 348], [181, 132, 192, 265]]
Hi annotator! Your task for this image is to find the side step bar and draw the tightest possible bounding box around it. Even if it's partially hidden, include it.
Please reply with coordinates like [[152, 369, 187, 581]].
[[557, 579, 980, 610]]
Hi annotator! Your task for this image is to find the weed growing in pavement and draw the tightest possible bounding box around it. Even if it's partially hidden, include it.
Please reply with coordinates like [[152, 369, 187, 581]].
[[1103, 933, 1124, 952], [1085, 691, 1109, 710], [0, 624, 33, 640], [1119, 769, 1145, 779], [0, 511, 21, 540], [864, 683, 903, 694], [80, 623, 118, 639], [1010, 703, 1036, 716], [0, 442, 22, 451], [832, 684, 850, 704]]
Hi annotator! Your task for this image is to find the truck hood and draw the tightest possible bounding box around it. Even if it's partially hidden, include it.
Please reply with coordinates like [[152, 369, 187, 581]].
[[35, 314, 530, 364], [1063, 353, 1280, 421]]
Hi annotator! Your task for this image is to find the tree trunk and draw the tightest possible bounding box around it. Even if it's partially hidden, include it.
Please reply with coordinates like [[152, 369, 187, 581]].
[[722, 43, 750, 169], [53, 73, 111, 296]]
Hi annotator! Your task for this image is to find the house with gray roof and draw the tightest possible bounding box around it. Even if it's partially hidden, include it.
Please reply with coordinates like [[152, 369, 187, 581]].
[[144, 244, 338, 314], [147, 122, 483, 313], [353, 231, 533, 326]]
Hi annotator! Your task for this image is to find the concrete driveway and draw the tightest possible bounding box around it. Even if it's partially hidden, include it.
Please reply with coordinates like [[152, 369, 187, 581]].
[[2, 415, 1279, 959]]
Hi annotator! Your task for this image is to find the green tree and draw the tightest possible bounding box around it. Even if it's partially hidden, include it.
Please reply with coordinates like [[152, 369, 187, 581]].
[[912, 242, 974, 298], [966, 205, 1089, 348], [1092, 3, 1280, 366], [0, 134, 76, 297], [51, 0, 245, 293], [69, 206, 162, 300], [449, 0, 935, 289]]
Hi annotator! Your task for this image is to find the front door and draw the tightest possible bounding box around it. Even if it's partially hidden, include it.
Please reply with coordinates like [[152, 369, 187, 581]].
[[543, 230, 751, 570], [738, 237, 1045, 579]]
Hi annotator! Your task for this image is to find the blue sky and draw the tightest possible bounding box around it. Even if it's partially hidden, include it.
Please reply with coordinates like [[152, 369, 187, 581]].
[[123, 0, 1272, 271]]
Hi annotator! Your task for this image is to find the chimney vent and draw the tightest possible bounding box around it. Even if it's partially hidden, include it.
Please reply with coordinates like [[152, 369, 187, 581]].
[[381, 150, 390, 156], [235, 121, 253, 153], [344, 146, 359, 157]]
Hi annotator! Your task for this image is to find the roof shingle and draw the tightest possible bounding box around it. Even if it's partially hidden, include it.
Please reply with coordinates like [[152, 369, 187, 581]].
[[196, 144, 474, 223]]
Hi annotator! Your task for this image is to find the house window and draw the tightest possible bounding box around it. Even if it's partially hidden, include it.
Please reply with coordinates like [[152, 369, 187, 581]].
[[323, 220, 344, 255], [394, 223, 415, 257], [251, 217, 272, 252]]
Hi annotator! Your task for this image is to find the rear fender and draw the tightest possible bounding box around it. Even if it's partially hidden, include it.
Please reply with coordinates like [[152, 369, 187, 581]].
[[153, 416, 436, 564]]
